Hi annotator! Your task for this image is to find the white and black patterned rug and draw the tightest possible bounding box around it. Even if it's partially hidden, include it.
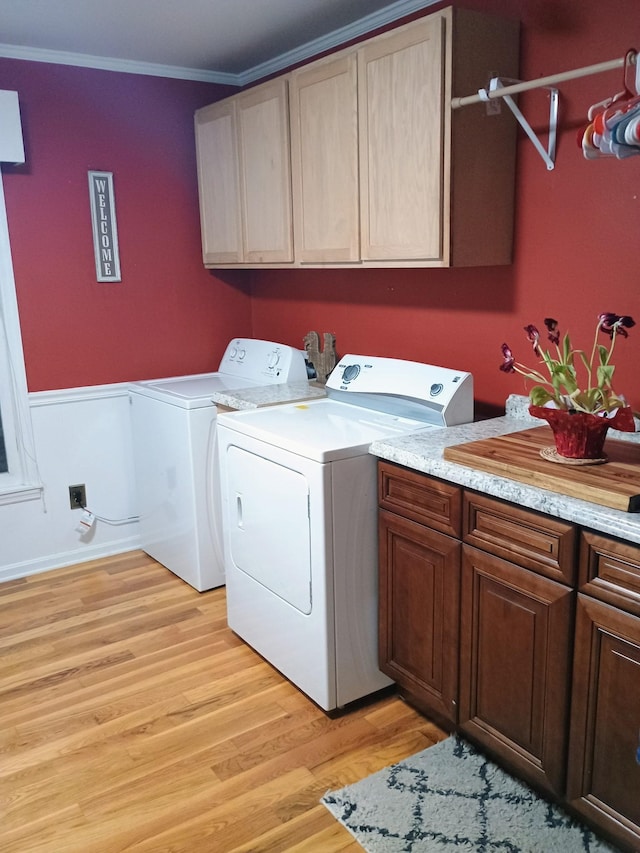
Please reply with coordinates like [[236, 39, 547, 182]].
[[322, 735, 619, 852]]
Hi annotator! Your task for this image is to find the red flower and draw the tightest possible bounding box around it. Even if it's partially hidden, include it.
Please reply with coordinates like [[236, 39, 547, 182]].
[[598, 313, 635, 339], [524, 324, 541, 356], [544, 317, 560, 346], [499, 343, 515, 373]]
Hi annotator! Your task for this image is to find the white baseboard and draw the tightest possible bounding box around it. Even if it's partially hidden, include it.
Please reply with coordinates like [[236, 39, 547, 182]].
[[0, 534, 141, 582]]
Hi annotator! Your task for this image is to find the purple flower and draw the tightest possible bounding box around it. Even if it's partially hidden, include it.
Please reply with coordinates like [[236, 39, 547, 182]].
[[524, 324, 540, 356], [544, 317, 560, 346], [499, 343, 515, 373], [599, 313, 636, 339]]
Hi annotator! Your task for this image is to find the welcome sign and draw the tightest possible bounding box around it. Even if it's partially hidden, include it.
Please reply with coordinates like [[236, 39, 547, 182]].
[[88, 171, 121, 282]]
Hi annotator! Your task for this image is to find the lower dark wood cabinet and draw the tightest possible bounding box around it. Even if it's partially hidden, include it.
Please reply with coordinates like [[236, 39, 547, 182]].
[[566, 594, 640, 851], [458, 544, 574, 797], [377, 460, 640, 850], [378, 508, 460, 725]]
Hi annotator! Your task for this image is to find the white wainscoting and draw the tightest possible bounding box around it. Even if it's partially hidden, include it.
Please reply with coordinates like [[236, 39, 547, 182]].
[[0, 383, 141, 582]]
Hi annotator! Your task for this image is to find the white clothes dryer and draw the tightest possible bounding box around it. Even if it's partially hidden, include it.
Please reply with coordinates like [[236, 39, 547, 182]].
[[216, 355, 473, 710], [130, 338, 309, 591]]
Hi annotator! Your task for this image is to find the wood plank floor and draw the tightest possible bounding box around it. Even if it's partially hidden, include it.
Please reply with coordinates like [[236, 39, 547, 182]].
[[0, 550, 446, 852]]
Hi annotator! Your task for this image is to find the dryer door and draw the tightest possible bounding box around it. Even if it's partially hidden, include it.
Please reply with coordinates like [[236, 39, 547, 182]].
[[226, 445, 312, 614]]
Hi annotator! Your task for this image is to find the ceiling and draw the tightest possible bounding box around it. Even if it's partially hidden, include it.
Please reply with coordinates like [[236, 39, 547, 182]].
[[0, 0, 437, 86]]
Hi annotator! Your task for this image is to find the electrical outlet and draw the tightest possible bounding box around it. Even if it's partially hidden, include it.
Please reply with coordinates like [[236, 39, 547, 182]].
[[69, 484, 86, 510]]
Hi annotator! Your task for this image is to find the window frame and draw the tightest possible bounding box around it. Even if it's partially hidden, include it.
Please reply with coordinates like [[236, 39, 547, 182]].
[[0, 172, 41, 504]]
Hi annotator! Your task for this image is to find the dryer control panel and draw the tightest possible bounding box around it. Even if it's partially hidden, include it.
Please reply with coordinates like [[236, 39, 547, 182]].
[[326, 354, 474, 426]]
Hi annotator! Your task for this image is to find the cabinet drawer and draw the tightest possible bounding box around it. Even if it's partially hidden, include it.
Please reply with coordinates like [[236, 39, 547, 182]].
[[463, 492, 576, 584], [378, 461, 461, 538], [579, 531, 640, 616]]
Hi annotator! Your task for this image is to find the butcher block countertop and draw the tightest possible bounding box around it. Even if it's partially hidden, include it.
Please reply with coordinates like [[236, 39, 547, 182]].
[[443, 426, 640, 512], [369, 395, 640, 545]]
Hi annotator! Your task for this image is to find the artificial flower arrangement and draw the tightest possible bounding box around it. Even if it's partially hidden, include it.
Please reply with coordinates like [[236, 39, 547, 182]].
[[500, 313, 636, 459], [500, 313, 635, 414]]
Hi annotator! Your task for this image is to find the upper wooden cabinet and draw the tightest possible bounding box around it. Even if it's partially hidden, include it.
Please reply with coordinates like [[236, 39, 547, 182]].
[[357, 15, 446, 263], [195, 98, 242, 264], [196, 6, 519, 268], [289, 53, 360, 264], [195, 78, 293, 265]]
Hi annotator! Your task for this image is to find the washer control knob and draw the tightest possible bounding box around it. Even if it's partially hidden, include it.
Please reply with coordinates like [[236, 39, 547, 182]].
[[267, 350, 280, 369], [229, 347, 237, 359], [238, 348, 246, 360], [430, 382, 444, 397], [342, 364, 360, 382]]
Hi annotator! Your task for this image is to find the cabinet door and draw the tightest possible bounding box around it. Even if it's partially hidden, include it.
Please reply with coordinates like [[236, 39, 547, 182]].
[[358, 15, 446, 261], [290, 53, 360, 263], [236, 78, 293, 263], [459, 545, 573, 796], [379, 508, 460, 725], [566, 595, 640, 851], [194, 99, 243, 264]]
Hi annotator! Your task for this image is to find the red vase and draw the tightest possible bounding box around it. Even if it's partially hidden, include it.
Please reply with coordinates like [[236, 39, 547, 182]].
[[529, 405, 636, 459]]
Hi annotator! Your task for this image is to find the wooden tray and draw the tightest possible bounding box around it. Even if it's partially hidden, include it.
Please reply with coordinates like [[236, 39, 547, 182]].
[[443, 426, 640, 512]]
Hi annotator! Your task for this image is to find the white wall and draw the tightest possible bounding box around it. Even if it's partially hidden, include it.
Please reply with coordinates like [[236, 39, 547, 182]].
[[0, 383, 140, 581]]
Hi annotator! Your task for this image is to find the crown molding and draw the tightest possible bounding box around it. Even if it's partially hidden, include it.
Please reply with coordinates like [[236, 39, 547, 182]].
[[238, 0, 439, 85], [0, 43, 239, 85], [0, 0, 438, 86]]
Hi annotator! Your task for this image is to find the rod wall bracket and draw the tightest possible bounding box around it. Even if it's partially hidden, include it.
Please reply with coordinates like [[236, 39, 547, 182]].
[[486, 77, 559, 170]]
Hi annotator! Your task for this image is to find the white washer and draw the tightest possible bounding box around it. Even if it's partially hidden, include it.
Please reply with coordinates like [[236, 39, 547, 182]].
[[130, 338, 309, 591], [216, 355, 473, 711]]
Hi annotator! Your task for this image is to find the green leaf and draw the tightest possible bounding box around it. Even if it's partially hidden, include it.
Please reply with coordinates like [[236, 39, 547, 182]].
[[596, 364, 615, 388], [577, 349, 591, 375], [551, 364, 578, 394], [570, 389, 600, 412], [540, 350, 556, 372], [529, 386, 554, 407]]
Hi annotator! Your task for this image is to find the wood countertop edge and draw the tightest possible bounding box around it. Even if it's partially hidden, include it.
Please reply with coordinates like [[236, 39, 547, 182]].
[[442, 426, 640, 513]]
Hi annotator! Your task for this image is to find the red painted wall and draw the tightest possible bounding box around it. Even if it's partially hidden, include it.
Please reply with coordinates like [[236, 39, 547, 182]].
[[1, 59, 252, 391], [250, 0, 640, 413], [3, 0, 639, 412]]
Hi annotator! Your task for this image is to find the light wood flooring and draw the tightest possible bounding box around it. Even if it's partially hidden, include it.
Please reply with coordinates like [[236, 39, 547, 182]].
[[0, 550, 446, 852]]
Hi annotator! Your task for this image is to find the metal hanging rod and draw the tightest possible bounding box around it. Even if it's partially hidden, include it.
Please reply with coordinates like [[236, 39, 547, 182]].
[[450, 51, 638, 170], [451, 51, 638, 110]]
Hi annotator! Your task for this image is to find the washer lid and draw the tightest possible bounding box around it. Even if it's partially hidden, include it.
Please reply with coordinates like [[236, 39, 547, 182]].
[[217, 398, 436, 462], [130, 373, 257, 408], [128, 338, 309, 409]]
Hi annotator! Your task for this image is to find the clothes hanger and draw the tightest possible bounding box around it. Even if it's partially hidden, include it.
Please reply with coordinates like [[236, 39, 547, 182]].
[[591, 51, 637, 129], [582, 49, 640, 158]]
